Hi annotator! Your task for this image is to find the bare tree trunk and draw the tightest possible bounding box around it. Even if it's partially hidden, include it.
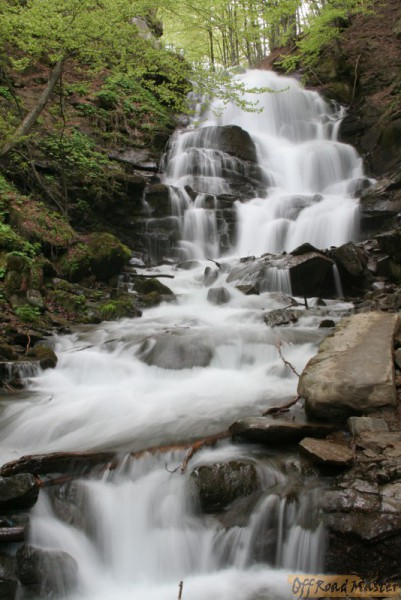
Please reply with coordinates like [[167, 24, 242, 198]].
[[0, 57, 65, 157]]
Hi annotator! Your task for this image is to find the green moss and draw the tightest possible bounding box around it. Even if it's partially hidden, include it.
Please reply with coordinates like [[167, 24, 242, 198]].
[[100, 299, 135, 320], [88, 233, 131, 280], [48, 289, 87, 314], [57, 243, 92, 282], [134, 278, 174, 296], [14, 304, 41, 323]]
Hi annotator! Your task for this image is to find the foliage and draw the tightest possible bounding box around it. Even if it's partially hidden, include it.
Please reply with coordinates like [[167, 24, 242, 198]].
[[14, 304, 41, 323], [9, 195, 75, 251]]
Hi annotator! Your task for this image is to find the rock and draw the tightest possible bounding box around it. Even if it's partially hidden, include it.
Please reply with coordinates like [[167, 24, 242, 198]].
[[229, 417, 336, 444], [377, 229, 401, 263], [324, 511, 401, 541], [31, 344, 57, 370], [0, 474, 39, 511], [299, 312, 400, 421], [263, 308, 302, 327], [26, 289, 44, 310], [380, 482, 401, 513], [0, 344, 18, 361], [133, 278, 174, 297], [16, 545, 78, 597], [137, 332, 213, 369], [359, 176, 401, 234], [322, 488, 380, 513], [236, 284, 259, 295], [319, 319, 335, 328], [299, 438, 354, 467], [204, 267, 219, 286], [144, 184, 170, 217], [207, 287, 231, 305], [290, 243, 320, 256], [331, 242, 366, 277], [108, 148, 158, 172], [347, 416, 389, 437], [0, 554, 17, 600], [190, 461, 259, 513], [190, 125, 258, 163], [88, 233, 131, 280], [227, 252, 334, 297], [0, 451, 115, 477]]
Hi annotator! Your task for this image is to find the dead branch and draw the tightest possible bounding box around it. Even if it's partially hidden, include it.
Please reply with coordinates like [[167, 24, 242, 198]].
[[123, 272, 175, 279], [207, 258, 222, 269], [0, 527, 25, 543], [350, 54, 361, 108], [178, 581, 184, 600], [262, 394, 301, 416], [276, 339, 301, 378]]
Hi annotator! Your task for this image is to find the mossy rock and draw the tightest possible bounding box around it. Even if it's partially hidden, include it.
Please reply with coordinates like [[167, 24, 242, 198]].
[[99, 298, 141, 321], [47, 290, 87, 315], [0, 343, 18, 361], [133, 278, 174, 296], [31, 344, 58, 370], [57, 233, 131, 282], [88, 233, 131, 280], [57, 243, 92, 283]]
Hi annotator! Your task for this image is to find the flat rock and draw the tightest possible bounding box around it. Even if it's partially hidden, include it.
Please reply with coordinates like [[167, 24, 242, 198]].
[[298, 312, 400, 421], [263, 308, 302, 327], [299, 438, 354, 466], [347, 416, 389, 437], [229, 417, 336, 444]]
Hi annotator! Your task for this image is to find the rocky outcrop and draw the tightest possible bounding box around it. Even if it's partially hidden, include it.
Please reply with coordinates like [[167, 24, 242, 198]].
[[136, 331, 213, 369], [299, 312, 400, 421]]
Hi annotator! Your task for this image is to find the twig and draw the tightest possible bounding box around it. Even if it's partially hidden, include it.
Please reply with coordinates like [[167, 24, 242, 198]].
[[276, 339, 300, 378], [207, 258, 222, 269], [350, 54, 361, 108], [262, 394, 301, 416], [124, 272, 175, 279], [25, 332, 31, 354], [178, 581, 184, 600]]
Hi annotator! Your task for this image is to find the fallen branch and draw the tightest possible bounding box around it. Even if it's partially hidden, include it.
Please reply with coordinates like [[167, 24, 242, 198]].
[[0, 527, 25, 543], [123, 270, 174, 279], [276, 339, 300, 378], [178, 581, 184, 599], [350, 54, 362, 108], [0, 451, 116, 477], [207, 258, 222, 269], [262, 395, 301, 416]]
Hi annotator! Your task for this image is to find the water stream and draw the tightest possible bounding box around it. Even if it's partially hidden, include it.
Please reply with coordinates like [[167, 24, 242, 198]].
[[0, 69, 364, 599]]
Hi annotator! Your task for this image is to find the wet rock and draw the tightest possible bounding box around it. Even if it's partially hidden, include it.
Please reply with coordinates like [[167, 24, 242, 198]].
[[0, 474, 39, 511], [236, 284, 259, 295], [299, 312, 400, 421], [395, 348, 401, 369], [190, 461, 259, 513], [88, 233, 132, 281], [0, 344, 18, 361], [177, 260, 202, 270], [108, 148, 158, 172], [331, 242, 366, 277], [31, 345, 57, 370], [191, 125, 258, 163], [290, 243, 320, 256], [144, 183, 170, 217], [0, 451, 115, 477], [347, 416, 389, 437], [16, 545, 78, 598], [299, 438, 354, 467], [322, 488, 380, 513], [324, 511, 401, 541], [53, 481, 90, 532], [0, 554, 17, 599], [204, 267, 219, 286], [137, 332, 213, 369], [26, 289, 44, 310], [207, 287, 231, 305], [229, 417, 336, 444], [319, 319, 335, 328], [263, 308, 302, 327], [227, 252, 334, 297]]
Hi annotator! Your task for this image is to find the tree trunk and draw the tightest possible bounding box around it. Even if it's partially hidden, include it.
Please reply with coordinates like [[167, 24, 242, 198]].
[[0, 57, 65, 158]]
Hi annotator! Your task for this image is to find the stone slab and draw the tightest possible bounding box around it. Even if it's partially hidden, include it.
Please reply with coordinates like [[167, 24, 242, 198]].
[[298, 312, 400, 421]]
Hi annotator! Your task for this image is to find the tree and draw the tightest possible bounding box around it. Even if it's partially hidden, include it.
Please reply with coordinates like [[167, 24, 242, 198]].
[[0, 0, 190, 156]]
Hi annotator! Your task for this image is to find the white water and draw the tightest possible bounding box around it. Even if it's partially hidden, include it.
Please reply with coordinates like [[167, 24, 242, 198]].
[[0, 69, 364, 599], [165, 70, 361, 260]]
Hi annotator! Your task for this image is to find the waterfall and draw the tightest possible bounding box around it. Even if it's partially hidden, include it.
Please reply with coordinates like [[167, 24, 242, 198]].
[[164, 69, 362, 260], [0, 69, 362, 600]]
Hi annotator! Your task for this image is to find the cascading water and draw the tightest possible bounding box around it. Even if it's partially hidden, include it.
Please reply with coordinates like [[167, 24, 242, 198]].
[[0, 69, 364, 599], [164, 69, 363, 260]]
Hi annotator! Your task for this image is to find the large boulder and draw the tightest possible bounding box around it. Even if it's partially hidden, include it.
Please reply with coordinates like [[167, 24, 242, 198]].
[[0, 554, 17, 599], [359, 171, 401, 234], [190, 461, 259, 513], [187, 125, 258, 163], [227, 252, 334, 297], [299, 312, 400, 421], [136, 332, 213, 369], [377, 229, 401, 263]]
